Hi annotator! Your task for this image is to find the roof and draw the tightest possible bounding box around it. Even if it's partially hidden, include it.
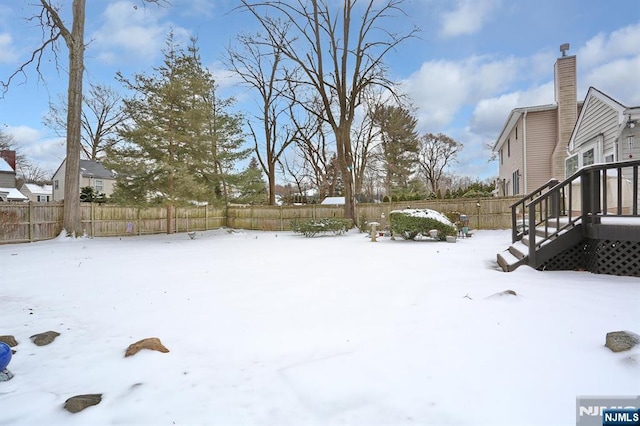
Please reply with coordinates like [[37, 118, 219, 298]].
[[492, 104, 557, 152], [80, 160, 116, 179], [0, 187, 28, 201], [320, 196, 346, 205], [0, 157, 13, 172], [22, 183, 53, 195]]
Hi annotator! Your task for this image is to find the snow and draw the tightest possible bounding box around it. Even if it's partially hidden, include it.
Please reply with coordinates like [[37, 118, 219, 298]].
[[0, 229, 638, 425], [391, 208, 455, 227]]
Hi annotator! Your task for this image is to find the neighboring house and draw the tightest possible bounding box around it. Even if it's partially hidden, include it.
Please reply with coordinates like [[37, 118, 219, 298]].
[[52, 159, 116, 201], [0, 152, 27, 202], [20, 183, 53, 202], [566, 86, 640, 175], [493, 45, 582, 196], [0, 152, 16, 188]]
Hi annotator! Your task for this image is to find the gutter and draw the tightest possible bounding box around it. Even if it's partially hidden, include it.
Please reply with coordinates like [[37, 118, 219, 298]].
[[523, 110, 528, 193]]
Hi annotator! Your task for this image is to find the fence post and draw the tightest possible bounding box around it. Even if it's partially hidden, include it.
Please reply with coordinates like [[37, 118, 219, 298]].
[[28, 201, 33, 242], [91, 202, 95, 238]]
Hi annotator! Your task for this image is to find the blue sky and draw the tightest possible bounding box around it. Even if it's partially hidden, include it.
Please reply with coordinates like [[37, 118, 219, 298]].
[[1, 0, 639, 181]]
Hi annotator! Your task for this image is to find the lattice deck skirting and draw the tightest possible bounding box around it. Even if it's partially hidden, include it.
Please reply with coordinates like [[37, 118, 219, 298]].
[[539, 239, 640, 277]]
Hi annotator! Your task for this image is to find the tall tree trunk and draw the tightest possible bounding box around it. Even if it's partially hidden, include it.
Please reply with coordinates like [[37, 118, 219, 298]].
[[61, 0, 86, 236]]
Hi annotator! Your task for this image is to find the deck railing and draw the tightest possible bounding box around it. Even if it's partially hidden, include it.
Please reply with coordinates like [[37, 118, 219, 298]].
[[512, 159, 640, 266]]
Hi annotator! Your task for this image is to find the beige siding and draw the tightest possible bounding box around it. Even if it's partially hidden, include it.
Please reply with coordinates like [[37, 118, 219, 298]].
[[497, 119, 526, 196], [526, 109, 558, 190]]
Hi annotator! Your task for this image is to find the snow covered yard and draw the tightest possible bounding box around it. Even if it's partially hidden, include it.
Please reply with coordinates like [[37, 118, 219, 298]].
[[0, 229, 638, 425]]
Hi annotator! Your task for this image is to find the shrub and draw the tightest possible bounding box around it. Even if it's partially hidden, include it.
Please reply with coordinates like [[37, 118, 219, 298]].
[[290, 218, 352, 237], [389, 208, 457, 241]]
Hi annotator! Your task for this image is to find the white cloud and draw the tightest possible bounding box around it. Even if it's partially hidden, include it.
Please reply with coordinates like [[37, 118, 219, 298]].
[[91, 1, 190, 65], [470, 82, 554, 138], [439, 0, 499, 38], [5, 125, 65, 175], [177, 0, 216, 18], [581, 55, 640, 106], [577, 23, 640, 70], [0, 32, 17, 64], [403, 55, 521, 132]]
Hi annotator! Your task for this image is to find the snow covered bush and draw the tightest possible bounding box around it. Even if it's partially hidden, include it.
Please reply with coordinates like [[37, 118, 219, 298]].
[[389, 208, 457, 240], [290, 218, 352, 237]]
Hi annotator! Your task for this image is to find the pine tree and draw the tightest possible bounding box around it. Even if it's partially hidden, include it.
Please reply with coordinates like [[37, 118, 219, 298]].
[[106, 35, 248, 207], [232, 157, 267, 205]]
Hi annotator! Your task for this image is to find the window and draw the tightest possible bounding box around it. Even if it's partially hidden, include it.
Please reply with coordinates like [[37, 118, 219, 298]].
[[582, 148, 595, 167], [94, 179, 103, 193], [512, 170, 520, 195], [515, 126, 518, 140], [507, 139, 511, 157], [605, 154, 614, 163], [37, 195, 49, 202], [54, 180, 59, 190], [500, 149, 503, 165], [565, 155, 579, 177]]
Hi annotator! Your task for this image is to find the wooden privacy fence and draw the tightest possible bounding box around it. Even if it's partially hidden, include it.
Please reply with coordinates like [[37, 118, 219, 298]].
[[0, 197, 518, 244]]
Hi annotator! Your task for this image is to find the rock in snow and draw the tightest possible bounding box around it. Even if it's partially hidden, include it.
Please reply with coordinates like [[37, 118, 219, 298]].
[[605, 330, 640, 352], [124, 337, 170, 357]]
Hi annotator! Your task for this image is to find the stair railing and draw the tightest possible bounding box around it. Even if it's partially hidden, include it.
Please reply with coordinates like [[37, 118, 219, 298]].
[[524, 159, 640, 267], [510, 179, 559, 243]]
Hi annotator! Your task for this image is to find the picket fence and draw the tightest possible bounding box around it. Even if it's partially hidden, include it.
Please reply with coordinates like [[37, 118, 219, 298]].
[[0, 197, 518, 244]]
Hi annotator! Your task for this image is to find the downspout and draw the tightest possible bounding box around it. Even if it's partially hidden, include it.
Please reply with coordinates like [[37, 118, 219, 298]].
[[523, 111, 528, 193]]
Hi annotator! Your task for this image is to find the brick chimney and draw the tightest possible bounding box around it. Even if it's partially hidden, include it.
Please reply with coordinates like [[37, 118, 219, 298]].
[[0, 150, 16, 171], [551, 43, 577, 179]]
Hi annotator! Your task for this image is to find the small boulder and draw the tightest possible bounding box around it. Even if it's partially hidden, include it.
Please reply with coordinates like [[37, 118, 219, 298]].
[[30, 331, 60, 346], [605, 331, 640, 353], [0, 336, 18, 347], [125, 337, 169, 357], [64, 394, 102, 413]]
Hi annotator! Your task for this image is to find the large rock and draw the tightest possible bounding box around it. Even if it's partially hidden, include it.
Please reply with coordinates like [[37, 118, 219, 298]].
[[30, 331, 60, 346], [125, 337, 169, 357], [0, 336, 18, 347], [64, 394, 102, 413], [605, 331, 640, 352]]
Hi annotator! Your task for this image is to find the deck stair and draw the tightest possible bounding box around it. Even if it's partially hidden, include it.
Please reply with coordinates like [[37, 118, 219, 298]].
[[497, 160, 640, 275]]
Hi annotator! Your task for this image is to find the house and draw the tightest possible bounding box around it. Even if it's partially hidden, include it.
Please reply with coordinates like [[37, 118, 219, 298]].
[[52, 159, 116, 201], [20, 183, 53, 202], [492, 44, 582, 196], [566, 86, 640, 175], [0, 151, 27, 202]]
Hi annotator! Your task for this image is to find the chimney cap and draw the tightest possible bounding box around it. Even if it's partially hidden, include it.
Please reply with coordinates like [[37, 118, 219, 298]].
[[560, 43, 570, 56]]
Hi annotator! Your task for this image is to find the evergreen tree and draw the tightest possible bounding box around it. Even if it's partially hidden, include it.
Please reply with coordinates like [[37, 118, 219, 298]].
[[106, 34, 248, 206], [232, 157, 267, 205], [370, 104, 419, 199]]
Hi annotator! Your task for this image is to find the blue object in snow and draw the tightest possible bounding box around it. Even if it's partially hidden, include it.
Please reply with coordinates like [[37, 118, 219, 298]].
[[0, 342, 11, 371]]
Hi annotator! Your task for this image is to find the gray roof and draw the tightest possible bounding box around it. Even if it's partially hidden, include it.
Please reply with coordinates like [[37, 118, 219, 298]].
[[79, 160, 116, 179]]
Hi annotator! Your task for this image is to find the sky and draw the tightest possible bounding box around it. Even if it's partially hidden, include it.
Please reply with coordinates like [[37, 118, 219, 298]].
[[0, 227, 638, 425], [0, 0, 639, 181]]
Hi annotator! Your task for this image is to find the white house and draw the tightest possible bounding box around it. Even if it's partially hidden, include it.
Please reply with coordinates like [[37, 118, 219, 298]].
[[0, 153, 27, 202], [52, 159, 116, 201], [20, 183, 53, 202]]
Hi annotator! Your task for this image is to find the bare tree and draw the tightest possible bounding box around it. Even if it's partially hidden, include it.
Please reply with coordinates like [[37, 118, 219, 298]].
[[2, 0, 162, 237], [417, 133, 463, 195], [225, 25, 297, 205], [44, 83, 127, 160], [239, 0, 417, 220]]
